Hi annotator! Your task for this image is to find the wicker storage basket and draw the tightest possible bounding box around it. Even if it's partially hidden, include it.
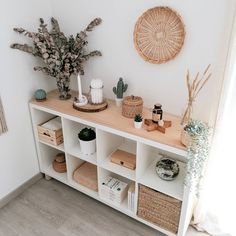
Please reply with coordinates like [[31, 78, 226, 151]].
[[122, 95, 143, 118], [137, 185, 182, 234]]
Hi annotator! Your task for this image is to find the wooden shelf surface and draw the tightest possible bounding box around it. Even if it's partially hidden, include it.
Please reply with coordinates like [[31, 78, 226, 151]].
[[31, 90, 186, 151]]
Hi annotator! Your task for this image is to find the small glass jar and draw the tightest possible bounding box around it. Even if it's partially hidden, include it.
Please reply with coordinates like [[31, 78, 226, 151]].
[[90, 79, 104, 104], [152, 103, 163, 123]]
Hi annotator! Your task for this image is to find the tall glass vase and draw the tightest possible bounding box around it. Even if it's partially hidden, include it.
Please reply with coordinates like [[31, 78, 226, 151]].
[[56, 76, 71, 100]]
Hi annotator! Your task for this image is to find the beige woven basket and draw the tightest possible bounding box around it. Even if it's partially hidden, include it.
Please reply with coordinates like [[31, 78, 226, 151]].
[[137, 185, 182, 234], [134, 6, 185, 64], [122, 95, 143, 118]]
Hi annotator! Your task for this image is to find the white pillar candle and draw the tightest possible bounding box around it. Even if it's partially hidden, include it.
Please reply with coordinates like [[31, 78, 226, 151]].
[[77, 74, 82, 101]]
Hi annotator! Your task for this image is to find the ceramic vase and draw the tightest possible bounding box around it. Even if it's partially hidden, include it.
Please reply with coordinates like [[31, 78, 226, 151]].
[[56, 76, 71, 100]]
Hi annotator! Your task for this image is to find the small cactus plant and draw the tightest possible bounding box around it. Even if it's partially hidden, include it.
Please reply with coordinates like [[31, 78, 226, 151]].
[[134, 114, 143, 122], [112, 78, 128, 99]]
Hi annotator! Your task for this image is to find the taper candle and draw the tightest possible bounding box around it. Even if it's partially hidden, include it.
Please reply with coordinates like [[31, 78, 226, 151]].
[[77, 74, 82, 101]]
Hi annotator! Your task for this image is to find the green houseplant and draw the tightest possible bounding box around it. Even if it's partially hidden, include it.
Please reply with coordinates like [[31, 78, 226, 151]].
[[11, 17, 102, 100], [134, 114, 143, 129], [78, 128, 96, 155], [184, 120, 211, 195]]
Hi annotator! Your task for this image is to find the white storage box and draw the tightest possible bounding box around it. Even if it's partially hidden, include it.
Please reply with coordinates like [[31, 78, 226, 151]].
[[100, 176, 128, 204]]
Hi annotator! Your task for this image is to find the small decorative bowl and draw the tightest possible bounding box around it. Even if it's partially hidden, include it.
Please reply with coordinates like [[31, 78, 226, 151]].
[[156, 157, 179, 181]]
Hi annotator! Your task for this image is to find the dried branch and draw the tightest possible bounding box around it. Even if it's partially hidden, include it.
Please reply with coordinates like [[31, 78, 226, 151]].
[[10, 43, 39, 56], [86, 18, 102, 32], [181, 65, 212, 125], [11, 17, 102, 78]]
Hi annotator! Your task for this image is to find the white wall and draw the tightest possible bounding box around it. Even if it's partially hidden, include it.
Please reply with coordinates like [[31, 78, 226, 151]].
[[0, 0, 54, 199], [0, 0, 235, 200], [52, 0, 236, 123]]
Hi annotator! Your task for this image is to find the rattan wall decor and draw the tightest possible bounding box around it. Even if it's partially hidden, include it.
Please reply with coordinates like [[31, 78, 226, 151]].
[[134, 6, 186, 64]]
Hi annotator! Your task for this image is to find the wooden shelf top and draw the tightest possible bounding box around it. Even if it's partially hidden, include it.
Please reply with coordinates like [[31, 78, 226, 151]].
[[30, 90, 186, 152]]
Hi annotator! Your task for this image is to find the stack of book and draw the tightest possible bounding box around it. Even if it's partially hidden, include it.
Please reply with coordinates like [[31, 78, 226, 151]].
[[128, 182, 135, 211], [100, 176, 128, 204]]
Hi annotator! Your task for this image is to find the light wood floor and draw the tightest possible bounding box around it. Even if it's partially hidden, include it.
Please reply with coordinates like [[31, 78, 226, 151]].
[[0, 179, 207, 236]]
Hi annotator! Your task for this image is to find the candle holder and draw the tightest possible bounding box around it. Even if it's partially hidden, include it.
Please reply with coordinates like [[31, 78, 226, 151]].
[[74, 74, 88, 107], [73, 95, 88, 107], [73, 76, 108, 113]]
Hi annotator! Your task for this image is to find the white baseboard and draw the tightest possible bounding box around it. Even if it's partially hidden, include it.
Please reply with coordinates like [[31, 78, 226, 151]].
[[0, 173, 43, 209]]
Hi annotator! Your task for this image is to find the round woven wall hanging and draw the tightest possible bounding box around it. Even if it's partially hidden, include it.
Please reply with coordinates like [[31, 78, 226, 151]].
[[134, 6, 185, 64]]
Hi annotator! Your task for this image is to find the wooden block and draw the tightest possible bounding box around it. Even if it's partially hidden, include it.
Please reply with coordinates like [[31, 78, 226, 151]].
[[73, 162, 98, 192], [38, 133, 63, 146], [144, 119, 153, 126], [163, 120, 172, 128], [157, 126, 166, 134], [111, 149, 136, 170], [146, 124, 158, 132]]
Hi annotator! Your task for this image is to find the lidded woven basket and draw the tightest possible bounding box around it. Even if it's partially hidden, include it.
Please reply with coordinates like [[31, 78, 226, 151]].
[[122, 95, 143, 118]]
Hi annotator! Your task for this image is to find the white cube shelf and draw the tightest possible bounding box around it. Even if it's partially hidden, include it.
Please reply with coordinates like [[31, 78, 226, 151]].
[[97, 130, 136, 181], [30, 90, 194, 236]]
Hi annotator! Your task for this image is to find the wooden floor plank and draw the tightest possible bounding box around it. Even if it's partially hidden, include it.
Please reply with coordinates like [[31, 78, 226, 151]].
[[0, 179, 206, 236]]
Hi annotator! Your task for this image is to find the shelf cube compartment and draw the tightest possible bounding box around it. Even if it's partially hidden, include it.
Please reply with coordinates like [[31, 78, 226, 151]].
[[96, 130, 137, 180], [31, 108, 57, 127], [63, 118, 97, 164], [66, 154, 98, 196], [98, 168, 136, 213], [136, 143, 186, 201], [38, 143, 67, 183], [31, 109, 64, 148]]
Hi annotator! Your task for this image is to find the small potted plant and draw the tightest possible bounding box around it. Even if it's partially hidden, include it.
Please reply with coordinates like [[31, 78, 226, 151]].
[[134, 114, 143, 129], [78, 128, 96, 155], [112, 78, 128, 106]]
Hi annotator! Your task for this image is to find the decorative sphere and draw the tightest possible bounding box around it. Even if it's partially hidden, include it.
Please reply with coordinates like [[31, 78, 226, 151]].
[[34, 89, 47, 101], [156, 157, 179, 181]]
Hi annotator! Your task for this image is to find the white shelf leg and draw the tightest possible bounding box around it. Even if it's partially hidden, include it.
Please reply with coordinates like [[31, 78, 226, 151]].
[[45, 174, 52, 181]]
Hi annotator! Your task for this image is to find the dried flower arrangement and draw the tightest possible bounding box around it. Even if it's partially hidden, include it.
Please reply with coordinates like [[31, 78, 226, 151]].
[[181, 65, 212, 125], [184, 120, 211, 195], [11, 17, 102, 100]]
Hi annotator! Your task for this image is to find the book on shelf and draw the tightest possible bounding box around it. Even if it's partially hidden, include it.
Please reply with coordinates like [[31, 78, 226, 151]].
[[100, 176, 128, 204], [128, 182, 135, 211]]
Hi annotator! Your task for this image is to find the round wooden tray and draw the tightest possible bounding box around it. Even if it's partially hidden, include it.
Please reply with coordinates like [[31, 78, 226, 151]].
[[73, 100, 108, 113], [134, 6, 185, 64]]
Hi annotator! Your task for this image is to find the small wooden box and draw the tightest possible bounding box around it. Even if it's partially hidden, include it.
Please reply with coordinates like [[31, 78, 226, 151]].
[[111, 149, 136, 170], [73, 162, 98, 192], [37, 117, 63, 146]]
